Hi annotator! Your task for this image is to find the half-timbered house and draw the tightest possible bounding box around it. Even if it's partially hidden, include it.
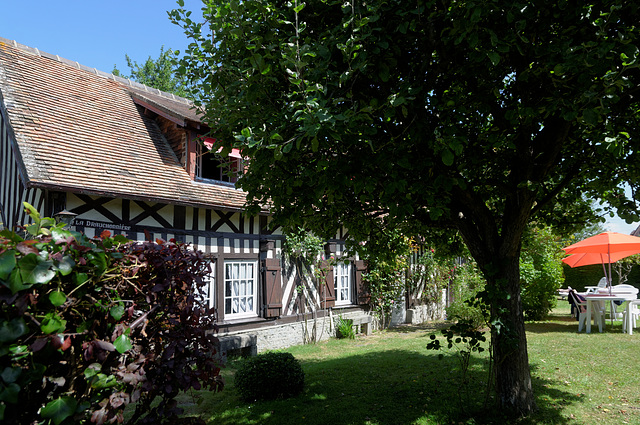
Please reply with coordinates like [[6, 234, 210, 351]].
[[0, 37, 376, 355]]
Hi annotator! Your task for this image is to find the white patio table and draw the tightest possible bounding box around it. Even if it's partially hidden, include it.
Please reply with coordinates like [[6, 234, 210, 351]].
[[585, 294, 638, 333]]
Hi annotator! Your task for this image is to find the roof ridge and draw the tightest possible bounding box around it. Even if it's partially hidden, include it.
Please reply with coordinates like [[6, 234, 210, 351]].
[[0, 36, 193, 106]]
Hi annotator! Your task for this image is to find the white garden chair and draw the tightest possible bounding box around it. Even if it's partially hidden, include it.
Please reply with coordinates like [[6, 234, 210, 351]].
[[568, 288, 605, 333], [584, 277, 608, 294], [609, 284, 639, 320], [622, 302, 640, 333]]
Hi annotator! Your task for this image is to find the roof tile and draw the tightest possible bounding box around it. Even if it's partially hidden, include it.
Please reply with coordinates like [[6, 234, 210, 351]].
[[0, 38, 252, 212]]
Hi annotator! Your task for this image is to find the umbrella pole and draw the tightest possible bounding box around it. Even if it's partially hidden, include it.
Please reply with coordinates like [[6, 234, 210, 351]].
[[600, 253, 610, 292], [608, 245, 612, 294], [608, 247, 614, 326]]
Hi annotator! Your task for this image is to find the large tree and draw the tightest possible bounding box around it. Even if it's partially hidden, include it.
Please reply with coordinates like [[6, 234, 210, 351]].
[[112, 46, 190, 97], [171, 0, 640, 415]]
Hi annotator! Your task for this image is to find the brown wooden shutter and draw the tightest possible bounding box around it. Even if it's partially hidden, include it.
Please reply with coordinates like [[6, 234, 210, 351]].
[[354, 260, 370, 305], [262, 258, 282, 318], [320, 260, 335, 308]]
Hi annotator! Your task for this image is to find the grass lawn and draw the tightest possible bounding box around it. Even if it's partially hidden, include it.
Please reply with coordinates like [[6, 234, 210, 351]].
[[172, 301, 640, 425]]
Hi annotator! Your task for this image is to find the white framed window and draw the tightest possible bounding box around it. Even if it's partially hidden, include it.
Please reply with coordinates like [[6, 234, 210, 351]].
[[334, 261, 352, 305], [202, 260, 216, 309], [224, 260, 258, 319], [196, 140, 243, 185], [195, 259, 216, 310]]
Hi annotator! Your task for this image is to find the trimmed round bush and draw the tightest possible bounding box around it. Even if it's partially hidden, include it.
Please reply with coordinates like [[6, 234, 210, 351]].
[[234, 352, 305, 401]]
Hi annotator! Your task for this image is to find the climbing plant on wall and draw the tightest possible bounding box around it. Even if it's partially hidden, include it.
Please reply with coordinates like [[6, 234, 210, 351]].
[[283, 227, 335, 342]]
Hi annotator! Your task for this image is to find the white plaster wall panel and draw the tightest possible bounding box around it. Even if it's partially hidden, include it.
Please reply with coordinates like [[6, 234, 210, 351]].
[[185, 207, 194, 231], [196, 208, 207, 232]]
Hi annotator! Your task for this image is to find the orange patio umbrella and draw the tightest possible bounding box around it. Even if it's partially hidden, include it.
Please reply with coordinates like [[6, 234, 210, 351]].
[[562, 232, 640, 291], [562, 250, 640, 268], [563, 232, 640, 255]]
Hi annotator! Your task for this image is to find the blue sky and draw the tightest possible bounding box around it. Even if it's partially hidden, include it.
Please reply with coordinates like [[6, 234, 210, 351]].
[[1, 1, 637, 235], [601, 187, 638, 234], [606, 216, 636, 234], [0, 0, 203, 74]]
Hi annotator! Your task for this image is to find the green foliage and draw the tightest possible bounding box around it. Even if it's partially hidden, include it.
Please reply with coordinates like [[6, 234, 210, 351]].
[[427, 321, 487, 364], [427, 320, 489, 413], [283, 226, 330, 284], [170, 0, 640, 235], [360, 230, 413, 327], [0, 203, 222, 425], [365, 263, 405, 327], [562, 263, 606, 292], [234, 352, 305, 401], [446, 261, 488, 329], [284, 227, 324, 261], [612, 253, 640, 286], [282, 227, 334, 343], [564, 214, 607, 245], [407, 248, 455, 305], [360, 230, 458, 328], [519, 226, 565, 321], [113, 46, 190, 97], [335, 316, 355, 340], [172, 0, 640, 413]]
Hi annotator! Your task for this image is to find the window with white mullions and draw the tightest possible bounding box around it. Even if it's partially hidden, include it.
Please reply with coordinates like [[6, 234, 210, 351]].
[[334, 261, 352, 305], [202, 260, 216, 309], [224, 260, 258, 319]]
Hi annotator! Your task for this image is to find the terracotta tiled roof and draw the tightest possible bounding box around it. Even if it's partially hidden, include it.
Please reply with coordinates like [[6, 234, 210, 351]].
[[0, 37, 251, 212]]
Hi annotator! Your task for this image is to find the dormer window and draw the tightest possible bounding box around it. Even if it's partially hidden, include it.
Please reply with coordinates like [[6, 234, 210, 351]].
[[196, 138, 244, 185]]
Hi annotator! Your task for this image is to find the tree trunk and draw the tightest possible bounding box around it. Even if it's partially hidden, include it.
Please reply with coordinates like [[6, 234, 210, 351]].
[[485, 253, 537, 415], [451, 183, 538, 415]]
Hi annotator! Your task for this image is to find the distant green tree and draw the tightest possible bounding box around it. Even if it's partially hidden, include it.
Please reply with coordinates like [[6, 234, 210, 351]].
[[571, 222, 608, 243], [520, 226, 565, 321], [563, 201, 608, 244], [113, 46, 190, 98]]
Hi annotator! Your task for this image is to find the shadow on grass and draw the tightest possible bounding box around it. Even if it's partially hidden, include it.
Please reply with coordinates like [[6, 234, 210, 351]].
[[185, 348, 581, 425], [522, 306, 580, 333], [384, 322, 450, 334], [526, 312, 631, 334], [526, 320, 580, 334], [524, 363, 585, 425]]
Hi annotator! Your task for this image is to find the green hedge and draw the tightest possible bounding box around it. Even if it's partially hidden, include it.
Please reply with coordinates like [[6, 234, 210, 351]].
[[235, 352, 305, 402], [562, 264, 640, 292]]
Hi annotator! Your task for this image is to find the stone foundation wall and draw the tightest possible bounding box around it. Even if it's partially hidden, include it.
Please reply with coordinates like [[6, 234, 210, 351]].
[[217, 310, 374, 356], [406, 301, 445, 324], [256, 318, 331, 352]]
